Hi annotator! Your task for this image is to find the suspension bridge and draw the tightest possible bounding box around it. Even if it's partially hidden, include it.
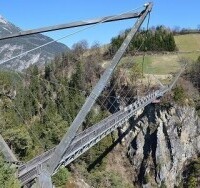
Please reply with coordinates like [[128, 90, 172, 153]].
[[0, 2, 185, 187]]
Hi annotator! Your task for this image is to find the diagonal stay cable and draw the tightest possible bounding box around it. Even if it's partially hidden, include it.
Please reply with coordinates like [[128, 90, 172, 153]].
[[106, 71, 130, 112], [101, 38, 147, 111], [102, 32, 148, 103], [104, 12, 151, 112]]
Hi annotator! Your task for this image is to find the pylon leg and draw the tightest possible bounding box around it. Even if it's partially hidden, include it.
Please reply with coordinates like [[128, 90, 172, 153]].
[[36, 171, 53, 188]]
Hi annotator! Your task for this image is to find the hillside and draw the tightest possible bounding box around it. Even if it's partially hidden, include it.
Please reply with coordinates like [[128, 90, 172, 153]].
[[0, 15, 69, 70], [0, 26, 199, 187]]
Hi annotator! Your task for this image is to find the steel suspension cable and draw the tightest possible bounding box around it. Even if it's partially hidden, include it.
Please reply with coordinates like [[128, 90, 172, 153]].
[[101, 21, 151, 111]]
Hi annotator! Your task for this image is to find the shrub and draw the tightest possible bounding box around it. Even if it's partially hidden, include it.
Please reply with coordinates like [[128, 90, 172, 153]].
[[52, 167, 70, 187], [173, 86, 186, 104]]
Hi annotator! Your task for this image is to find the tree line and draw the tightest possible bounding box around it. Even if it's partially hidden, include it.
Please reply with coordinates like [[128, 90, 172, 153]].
[[106, 25, 177, 57]]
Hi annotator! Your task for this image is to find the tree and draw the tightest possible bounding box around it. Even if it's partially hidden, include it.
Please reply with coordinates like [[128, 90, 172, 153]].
[[188, 176, 197, 188], [173, 85, 186, 104], [90, 41, 102, 62], [186, 56, 200, 91], [72, 40, 88, 59], [5, 125, 34, 159], [173, 26, 181, 34], [0, 155, 20, 188], [108, 25, 177, 55], [130, 63, 143, 86]]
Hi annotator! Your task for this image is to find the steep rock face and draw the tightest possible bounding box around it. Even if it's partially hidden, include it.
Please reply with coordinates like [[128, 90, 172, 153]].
[[126, 104, 200, 187], [0, 15, 69, 70]]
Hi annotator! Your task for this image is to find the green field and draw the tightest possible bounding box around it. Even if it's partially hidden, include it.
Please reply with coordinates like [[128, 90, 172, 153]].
[[120, 34, 200, 76], [175, 34, 200, 51], [119, 54, 181, 74], [174, 34, 200, 62]]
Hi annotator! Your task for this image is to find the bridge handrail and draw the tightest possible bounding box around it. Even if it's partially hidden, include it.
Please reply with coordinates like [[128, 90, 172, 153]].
[[18, 89, 161, 184]]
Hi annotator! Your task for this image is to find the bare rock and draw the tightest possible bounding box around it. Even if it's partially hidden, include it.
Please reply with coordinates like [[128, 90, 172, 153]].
[[126, 104, 200, 187]]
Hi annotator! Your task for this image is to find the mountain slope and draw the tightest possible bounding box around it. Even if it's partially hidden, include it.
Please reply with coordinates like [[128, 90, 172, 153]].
[[0, 15, 69, 70]]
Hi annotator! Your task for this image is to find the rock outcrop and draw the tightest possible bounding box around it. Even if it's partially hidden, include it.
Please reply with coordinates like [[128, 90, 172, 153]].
[[126, 104, 200, 187]]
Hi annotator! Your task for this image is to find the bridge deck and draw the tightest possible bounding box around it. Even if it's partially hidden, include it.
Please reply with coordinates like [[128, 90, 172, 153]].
[[18, 88, 161, 185]]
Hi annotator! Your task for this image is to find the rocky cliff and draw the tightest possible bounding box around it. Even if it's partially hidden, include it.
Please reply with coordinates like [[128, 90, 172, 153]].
[[126, 104, 200, 187], [68, 103, 199, 188]]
